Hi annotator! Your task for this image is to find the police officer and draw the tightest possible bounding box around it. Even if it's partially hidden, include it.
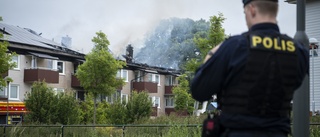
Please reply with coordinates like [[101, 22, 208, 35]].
[[191, 0, 309, 137]]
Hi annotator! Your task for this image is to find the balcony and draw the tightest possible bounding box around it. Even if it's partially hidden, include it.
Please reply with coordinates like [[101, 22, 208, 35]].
[[24, 68, 59, 83], [71, 74, 81, 88], [132, 81, 157, 93], [165, 85, 175, 95]]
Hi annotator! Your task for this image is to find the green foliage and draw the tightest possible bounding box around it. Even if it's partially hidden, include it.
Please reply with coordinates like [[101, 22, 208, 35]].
[[91, 31, 110, 51], [76, 31, 125, 97], [185, 13, 226, 72], [126, 91, 153, 123], [79, 93, 94, 124], [172, 74, 195, 114], [55, 91, 82, 125], [24, 81, 81, 124], [105, 98, 127, 124], [0, 16, 16, 90], [24, 81, 57, 124], [79, 93, 110, 124], [76, 50, 124, 97], [96, 101, 109, 124], [76, 31, 125, 124]]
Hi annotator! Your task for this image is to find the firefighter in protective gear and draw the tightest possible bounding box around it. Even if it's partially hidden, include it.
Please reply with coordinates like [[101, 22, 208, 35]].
[[191, 0, 309, 137]]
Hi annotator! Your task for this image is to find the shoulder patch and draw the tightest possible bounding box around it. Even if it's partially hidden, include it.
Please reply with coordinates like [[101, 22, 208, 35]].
[[250, 34, 296, 53]]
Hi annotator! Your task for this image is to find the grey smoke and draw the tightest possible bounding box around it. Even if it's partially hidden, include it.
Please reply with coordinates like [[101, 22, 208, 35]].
[[134, 18, 209, 69]]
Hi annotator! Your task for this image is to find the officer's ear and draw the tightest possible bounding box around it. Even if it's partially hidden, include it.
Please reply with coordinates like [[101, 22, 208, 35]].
[[247, 3, 257, 18]]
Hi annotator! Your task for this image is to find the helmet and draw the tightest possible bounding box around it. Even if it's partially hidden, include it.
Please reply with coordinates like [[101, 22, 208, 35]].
[[309, 38, 319, 44]]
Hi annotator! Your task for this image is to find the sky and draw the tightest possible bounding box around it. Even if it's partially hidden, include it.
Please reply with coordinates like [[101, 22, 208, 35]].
[[0, 0, 297, 55]]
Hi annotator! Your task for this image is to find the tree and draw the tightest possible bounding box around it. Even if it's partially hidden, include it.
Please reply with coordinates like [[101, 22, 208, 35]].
[[172, 74, 195, 115], [24, 81, 56, 124], [185, 13, 226, 72], [56, 91, 82, 125], [126, 91, 152, 123], [76, 31, 125, 125], [0, 17, 16, 90], [24, 81, 82, 124], [105, 98, 127, 124]]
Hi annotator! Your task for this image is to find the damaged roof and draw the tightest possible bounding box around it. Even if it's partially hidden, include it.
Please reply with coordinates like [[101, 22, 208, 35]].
[[0, 22, 84, 58]]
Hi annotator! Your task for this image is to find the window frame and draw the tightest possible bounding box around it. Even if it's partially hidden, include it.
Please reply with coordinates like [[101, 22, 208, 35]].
[[11, 55, 20, 70], [149, 74, 161, 86], [117, 69, 129, 82], [9, 84, 19, 100], [165, 75, 176, 86], [121, 94, 128, 104], [165, 96, 175, 108], [53, 88, 65, 95], [150, 96, 161, 108], [57, 61, 65, 75]]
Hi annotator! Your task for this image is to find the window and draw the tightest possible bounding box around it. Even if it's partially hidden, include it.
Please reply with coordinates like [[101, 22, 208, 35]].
[[53, 88, 64, 95], [48, 59, 58, 70], [117, 69, 128, 82], [31, 56, 37, 68], [150, 96, 160, 108], [165, 76, 176, 86], [57, 61, 65, 74], [76, 91, 85, 101], [134, 71, 143, 82], [121, 94, 128, 103], [165, 96, 174, 107], [9, 85, 19, 100], [106, 91, 121, 103], [148, 74, 160, 86], [48, 59, 53, 69], [11, 55, 20, 70]]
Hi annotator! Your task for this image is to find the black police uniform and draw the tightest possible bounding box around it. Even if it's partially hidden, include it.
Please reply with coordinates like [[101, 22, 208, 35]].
[[191, 22, 309, 137]]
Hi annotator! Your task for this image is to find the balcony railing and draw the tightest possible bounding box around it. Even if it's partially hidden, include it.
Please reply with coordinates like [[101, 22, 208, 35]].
[[132, 81, 158, 93], [71, 74, 81, 88], [24, 68, 59, 83], [165, 85, 175, 95]]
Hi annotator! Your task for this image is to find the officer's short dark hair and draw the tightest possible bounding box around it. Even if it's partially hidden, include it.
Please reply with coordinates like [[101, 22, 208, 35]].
[[251, 0, 278, 17]]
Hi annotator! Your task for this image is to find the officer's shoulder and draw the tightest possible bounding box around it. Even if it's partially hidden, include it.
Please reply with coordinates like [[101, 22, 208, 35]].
[[221, 35, 244, 47]]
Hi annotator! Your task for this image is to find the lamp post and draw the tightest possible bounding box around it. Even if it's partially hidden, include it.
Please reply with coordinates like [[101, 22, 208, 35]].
[[6, 80, 10, 125], [292, 0, 309, 136]]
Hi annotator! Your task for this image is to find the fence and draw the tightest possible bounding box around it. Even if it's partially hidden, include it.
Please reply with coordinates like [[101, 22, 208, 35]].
[[1, 124, 202, 137], [1, 123, 320, 137]]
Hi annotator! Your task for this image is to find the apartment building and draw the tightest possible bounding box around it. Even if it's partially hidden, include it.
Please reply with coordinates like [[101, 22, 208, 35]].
[[0, 23, 180, 124]]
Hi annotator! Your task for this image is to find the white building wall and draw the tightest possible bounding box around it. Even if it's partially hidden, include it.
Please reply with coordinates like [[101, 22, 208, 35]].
[[310, 56, 320, 112], [306, 0, 320, 112], [306, 1, 320, 42]]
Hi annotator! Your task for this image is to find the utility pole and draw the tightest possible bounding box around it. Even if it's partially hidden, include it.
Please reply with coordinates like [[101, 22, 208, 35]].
[[292, 0, 309, 136]]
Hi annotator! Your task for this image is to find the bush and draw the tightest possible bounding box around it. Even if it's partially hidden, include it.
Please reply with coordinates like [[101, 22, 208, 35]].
[[24, 81, 82, 124]]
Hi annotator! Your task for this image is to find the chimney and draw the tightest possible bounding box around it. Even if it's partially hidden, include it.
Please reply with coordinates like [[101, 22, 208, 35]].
[[61, 35, 72, 48], [126, 44, 133, 63]]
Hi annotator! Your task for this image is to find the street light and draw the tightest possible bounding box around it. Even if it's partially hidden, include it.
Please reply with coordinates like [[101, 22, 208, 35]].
[[4, 76, 11, 125]]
